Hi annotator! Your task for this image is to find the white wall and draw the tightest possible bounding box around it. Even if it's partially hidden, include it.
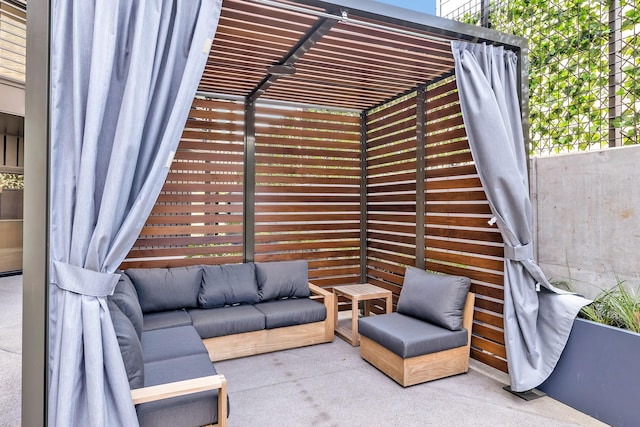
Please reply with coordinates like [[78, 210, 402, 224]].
[[0, 78, 24, 117], [532, 145, 640, 299]]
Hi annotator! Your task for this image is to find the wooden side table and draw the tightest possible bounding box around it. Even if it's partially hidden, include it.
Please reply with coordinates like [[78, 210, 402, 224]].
[[333, 283, 392, 346]]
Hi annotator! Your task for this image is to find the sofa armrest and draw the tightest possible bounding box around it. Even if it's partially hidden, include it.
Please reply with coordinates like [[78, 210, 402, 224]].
[[309, 283, 335, 340], [131, 374, 227, 426], [309, 283, 331, 298]]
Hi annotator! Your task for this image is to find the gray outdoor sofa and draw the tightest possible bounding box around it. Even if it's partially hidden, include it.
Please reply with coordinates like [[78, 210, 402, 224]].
[[107, 260, 335, 427]]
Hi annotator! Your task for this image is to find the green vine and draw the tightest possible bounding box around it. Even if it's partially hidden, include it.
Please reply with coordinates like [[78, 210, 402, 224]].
[[452, 0, 639, 155]]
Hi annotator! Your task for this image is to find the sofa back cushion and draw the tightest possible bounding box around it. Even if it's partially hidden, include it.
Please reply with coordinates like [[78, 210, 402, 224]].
[[199, 263, 260, 308], [108, 300, 144, 389], [109, 272, 144, 339], [397, 267, 471, 331], [126, 266, 203, 313], [256, 260, 309, 302]]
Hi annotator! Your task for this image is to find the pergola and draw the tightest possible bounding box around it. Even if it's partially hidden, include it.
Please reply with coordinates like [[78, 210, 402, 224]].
[[23, 0, 531, 424], [121, 0, 528, 372]]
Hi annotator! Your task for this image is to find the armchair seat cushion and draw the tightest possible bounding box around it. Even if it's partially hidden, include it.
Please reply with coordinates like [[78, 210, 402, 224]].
[[142, 310, 192, 332], [188, 305, 265, 339], [141, 325, 207, 363], [137, 354, 223, 427], [358, 313, 468, 359], [254, 298, 326, 329]]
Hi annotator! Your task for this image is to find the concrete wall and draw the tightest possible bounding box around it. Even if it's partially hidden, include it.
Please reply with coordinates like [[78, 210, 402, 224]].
[[532, 145, 640, 299]]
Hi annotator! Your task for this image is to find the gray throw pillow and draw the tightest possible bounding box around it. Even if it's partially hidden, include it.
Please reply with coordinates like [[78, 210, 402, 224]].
[[199, 263, 260, 307], [125, 266, 203, 313], [109, 272, 144, 340], [256, 260, 309, 302], [108, 300, 144, 389], [397, 267, 471, 331]]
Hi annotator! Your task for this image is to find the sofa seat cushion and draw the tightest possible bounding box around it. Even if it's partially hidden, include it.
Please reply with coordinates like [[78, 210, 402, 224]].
[[137, 354, 225, 427], [143, 310, 192, 332], [141, 325, 207, 364], [358, 313, 468, 359], [254, 298, 326, 329], [126, 266, 203, 313], [188, 305, 265, 339]]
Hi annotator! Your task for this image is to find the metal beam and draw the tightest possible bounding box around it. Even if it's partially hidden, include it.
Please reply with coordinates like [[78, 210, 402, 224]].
[[608, 0, 622, 148], [196, 90, 361, 114], [359, 111, 368, 282], [243, 99, 256, 262], [415, 86, 426, 269], [480, 0, 491, 28], [290, 0, 528, 51], [247, 17, 336, 103], [23, 0, 50, 424]]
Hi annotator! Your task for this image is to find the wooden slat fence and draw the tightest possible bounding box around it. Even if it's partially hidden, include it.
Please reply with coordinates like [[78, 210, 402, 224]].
[[122, 98, 245, 268], [125, 89, 508, 373], [254, 104, 362, 286], [365, 93, 418, 301], [424, 78, 507, 372]]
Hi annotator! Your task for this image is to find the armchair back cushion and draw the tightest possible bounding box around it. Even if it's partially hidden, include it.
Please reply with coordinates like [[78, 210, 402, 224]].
[[199, 263, 260, 308], [126, 266, 203, 313], [397, 267, 471, 331], [256, 260, 310, 301]]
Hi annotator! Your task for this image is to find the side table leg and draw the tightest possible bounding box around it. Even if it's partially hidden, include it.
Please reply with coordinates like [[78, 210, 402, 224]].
[[352, 297, 359, 346], [333, 290, 339, 340], [385, 294, 392, 314]]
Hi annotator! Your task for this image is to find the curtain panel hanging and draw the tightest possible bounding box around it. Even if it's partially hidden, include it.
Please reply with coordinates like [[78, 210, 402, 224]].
[[451, 41, 590, 392], [48, 0, 222, 425]]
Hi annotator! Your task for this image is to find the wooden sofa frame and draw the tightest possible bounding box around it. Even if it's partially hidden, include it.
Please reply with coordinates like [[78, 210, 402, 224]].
[[360, 292, 476, 387], [131, 374, 228, 427], [202, 284, 335, 362]]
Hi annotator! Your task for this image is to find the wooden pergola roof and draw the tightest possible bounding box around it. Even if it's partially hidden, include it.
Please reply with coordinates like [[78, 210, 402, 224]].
[[200, 0, 526, 110]]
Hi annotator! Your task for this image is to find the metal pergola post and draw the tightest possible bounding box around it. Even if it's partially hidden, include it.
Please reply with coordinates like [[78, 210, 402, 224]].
[[415, 85, 426, 270], [243, 99, 256, 263], [359, 111, 368, 282], [22, 0, 50, 425]]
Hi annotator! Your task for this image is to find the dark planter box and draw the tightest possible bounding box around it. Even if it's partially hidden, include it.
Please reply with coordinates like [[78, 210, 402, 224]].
[[539, 318, 640, 427]]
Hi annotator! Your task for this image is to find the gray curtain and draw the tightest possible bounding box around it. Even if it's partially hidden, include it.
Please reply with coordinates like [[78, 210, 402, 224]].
[[48, 0, 221, 425], [451, 41, 590, 392]]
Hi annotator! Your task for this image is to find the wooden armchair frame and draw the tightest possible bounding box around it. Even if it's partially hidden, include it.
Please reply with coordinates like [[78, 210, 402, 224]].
[[360, 293, 475, 387]]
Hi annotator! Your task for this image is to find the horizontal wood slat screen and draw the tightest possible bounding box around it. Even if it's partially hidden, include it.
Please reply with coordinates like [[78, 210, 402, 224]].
[[365, 92, 418, 304], [254, 104, 362, 287], [122, 88, 508, 374], [122, 98, 245, 269], [425, 77, 507, 373]]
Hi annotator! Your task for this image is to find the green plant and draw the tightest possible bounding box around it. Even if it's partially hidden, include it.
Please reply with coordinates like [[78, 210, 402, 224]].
[[0, 173, 24, 190], [580, 279, 640, 333], [450, 0, 640, 154]]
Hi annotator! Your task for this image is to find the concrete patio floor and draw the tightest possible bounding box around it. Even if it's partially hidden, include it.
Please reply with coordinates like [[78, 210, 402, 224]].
[[1, 275, 608, 426]]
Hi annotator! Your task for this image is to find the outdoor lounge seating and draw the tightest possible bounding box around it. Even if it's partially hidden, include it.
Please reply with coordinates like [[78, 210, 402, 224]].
[[108, 274, 228, 427], [358, 267, 474, 387], [108, 259, 334, 426]]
